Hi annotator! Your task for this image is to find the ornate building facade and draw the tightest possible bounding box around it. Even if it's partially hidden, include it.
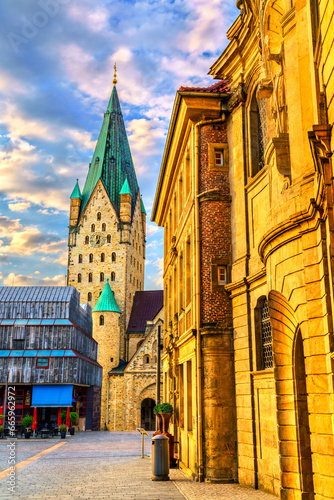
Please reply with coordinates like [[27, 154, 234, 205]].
[[153, 0, 334, 498], [67, 79, 163, 430]]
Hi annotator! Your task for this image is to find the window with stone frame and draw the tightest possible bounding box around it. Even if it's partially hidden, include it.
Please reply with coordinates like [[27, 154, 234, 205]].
[[211, 258, 230, 291], [89, 273, 93, 283], [100, 272, 104, 282], [78, 273, 82, 283], [97, 212, 101, 221], [78, 254, 82, 263], [91, 224, 95, 232], [85, 236, 89, 244], [101, 253, 105, 262], [99, 315, 104, 326], [87, 292, 92, 302], [260, 298, 273, 369], [107, 234, 111, 243], [89, 254, 93, 263], [112, 252, 116, 262], [249, 88, 267, 176], [111, 272, 115, 281], [102, 223, 106, 231]]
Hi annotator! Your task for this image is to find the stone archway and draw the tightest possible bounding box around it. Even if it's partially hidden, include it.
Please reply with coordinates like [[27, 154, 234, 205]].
[[140, 398, 155, 431], [268, 290, 314, 499]]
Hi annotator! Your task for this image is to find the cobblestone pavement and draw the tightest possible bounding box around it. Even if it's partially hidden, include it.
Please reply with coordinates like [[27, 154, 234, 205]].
[[0, 432, 276, 500]]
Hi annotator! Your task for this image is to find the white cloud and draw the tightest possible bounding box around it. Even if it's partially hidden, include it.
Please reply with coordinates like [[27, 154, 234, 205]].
[[8, 201, 31, 212], [67, 4, 110, 32], [3, 273, 65, 286]]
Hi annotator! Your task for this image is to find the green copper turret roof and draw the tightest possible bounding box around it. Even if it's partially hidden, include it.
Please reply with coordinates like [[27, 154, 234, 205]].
[[120, 177, 132, 195], [140, 196, 146, 215], [70, 180, 82, 200], [80, 86, 139, 218], [93, 280, 121, 313]]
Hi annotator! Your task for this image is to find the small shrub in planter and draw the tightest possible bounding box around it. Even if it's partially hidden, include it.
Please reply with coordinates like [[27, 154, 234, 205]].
[[69, 412, 78, 434], [153, 403, 173, 414], [59, 425, 67, 439], [22, 415, 33, 438]]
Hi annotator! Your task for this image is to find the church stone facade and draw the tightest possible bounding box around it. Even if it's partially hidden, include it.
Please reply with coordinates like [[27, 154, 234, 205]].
[[153, 0, 334, 498], [67, 80, 162, 431]]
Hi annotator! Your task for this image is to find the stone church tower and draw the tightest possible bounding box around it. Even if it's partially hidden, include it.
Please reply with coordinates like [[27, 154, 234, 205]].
[[67, 76, 146, 364]]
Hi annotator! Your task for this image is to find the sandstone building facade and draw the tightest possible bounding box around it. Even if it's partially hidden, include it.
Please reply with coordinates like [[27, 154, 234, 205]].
[[67, 78, 163, 430], [152, 0, 334, 498]]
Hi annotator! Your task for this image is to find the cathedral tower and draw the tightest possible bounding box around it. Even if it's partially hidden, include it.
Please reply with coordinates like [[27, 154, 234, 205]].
[[67, 77, 146, 361]]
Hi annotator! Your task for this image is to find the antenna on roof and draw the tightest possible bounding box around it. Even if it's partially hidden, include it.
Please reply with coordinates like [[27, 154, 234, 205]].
[[113, 63, 117, 86]]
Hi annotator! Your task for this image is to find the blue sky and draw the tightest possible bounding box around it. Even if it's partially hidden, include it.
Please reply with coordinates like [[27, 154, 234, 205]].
[[0, 0, 238, 290]]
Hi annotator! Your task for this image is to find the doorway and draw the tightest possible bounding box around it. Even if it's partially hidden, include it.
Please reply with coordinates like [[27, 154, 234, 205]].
[[140, 398, 155, 430]]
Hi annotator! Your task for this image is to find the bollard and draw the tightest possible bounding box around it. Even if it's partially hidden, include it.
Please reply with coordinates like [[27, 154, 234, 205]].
[[151, 434, 169, 481]]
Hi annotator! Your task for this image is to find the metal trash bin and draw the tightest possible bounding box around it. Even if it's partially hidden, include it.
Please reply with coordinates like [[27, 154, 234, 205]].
[[151, 434, 169, 481]]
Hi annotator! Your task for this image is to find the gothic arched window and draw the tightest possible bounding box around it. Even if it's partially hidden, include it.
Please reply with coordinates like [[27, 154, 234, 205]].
[[100, 272, 104, 282], [107, 234, 111, 243], [101, 253, 105, 262], [88, 292, 92, 302], [102, 223, 106, 232], [97, 212, 101, 221], [100, 315, 104, 326], [111, 272, 115, 282], [261, 298, 273, 369], [78, 273, 82, 283], [85, 236, 89, 244], [88, 273, 93, 283], [78, 254, 82, 263], [112, 252, 116, 262], [89, 254, 93, 263], [91, 224, 95, 232]]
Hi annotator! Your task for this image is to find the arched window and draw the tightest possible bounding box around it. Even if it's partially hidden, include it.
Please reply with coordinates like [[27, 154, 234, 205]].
[[112, 252, 116, 262], [87, 292, 92, 302], [144, 355, 150, 364], [260, 298, 273, 369], [99, 315, 104, 326], [101, 253, 105, 262], [97, 212, 101, 221], [89, 273, 93, 283], [78, 273, 82, 283], [100, 272, 104, 282], [89, 254, 93, 263], [78, 254, 82, 263], [91, 224, 95, 232], [111, 272, 115, 282], [250, 89, 267, 176], [107, 234, 111, 243], [102, 223, 106, 231], [85, 236, 89, 244]]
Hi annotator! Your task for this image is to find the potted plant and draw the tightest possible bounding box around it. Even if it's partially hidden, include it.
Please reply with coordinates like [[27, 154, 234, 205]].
[[22, 415, 33, 439], [0, 425, 3, 438], [154, 403, 173, 432], [59, 425, 67, 439], [69, 412, 78, 435]]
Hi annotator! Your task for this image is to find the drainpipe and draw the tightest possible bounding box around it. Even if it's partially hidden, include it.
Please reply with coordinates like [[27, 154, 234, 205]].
[[194, 115, 226, 483]]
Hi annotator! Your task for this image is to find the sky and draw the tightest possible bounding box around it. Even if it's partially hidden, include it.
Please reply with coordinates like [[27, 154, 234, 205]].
[[0, 0, 238, 291]]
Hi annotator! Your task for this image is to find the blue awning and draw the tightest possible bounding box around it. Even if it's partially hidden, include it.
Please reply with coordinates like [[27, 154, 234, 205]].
[[31, 385, 73, 407]]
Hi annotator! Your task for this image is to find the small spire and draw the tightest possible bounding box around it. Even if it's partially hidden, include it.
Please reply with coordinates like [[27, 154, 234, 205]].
[[113, 62, 117, 86]]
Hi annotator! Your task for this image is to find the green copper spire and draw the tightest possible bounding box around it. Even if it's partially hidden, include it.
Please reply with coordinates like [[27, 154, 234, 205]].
[[140, 195, 146, 215], [93, 279, 121, 313], [80, 86, 139, 217], [70, 179, 82, 200], [120, 176, 132, 195]]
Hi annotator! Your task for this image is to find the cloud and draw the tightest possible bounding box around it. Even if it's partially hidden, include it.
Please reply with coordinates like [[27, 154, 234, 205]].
[[3, 272, 65, 286], [67, 4, 110, 32], [8, 201, 31, 212]]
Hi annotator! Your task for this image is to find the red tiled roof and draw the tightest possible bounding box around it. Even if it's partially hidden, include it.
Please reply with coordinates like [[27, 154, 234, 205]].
[[178, 80, 230, 93], [127, 290, 163, 333]]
